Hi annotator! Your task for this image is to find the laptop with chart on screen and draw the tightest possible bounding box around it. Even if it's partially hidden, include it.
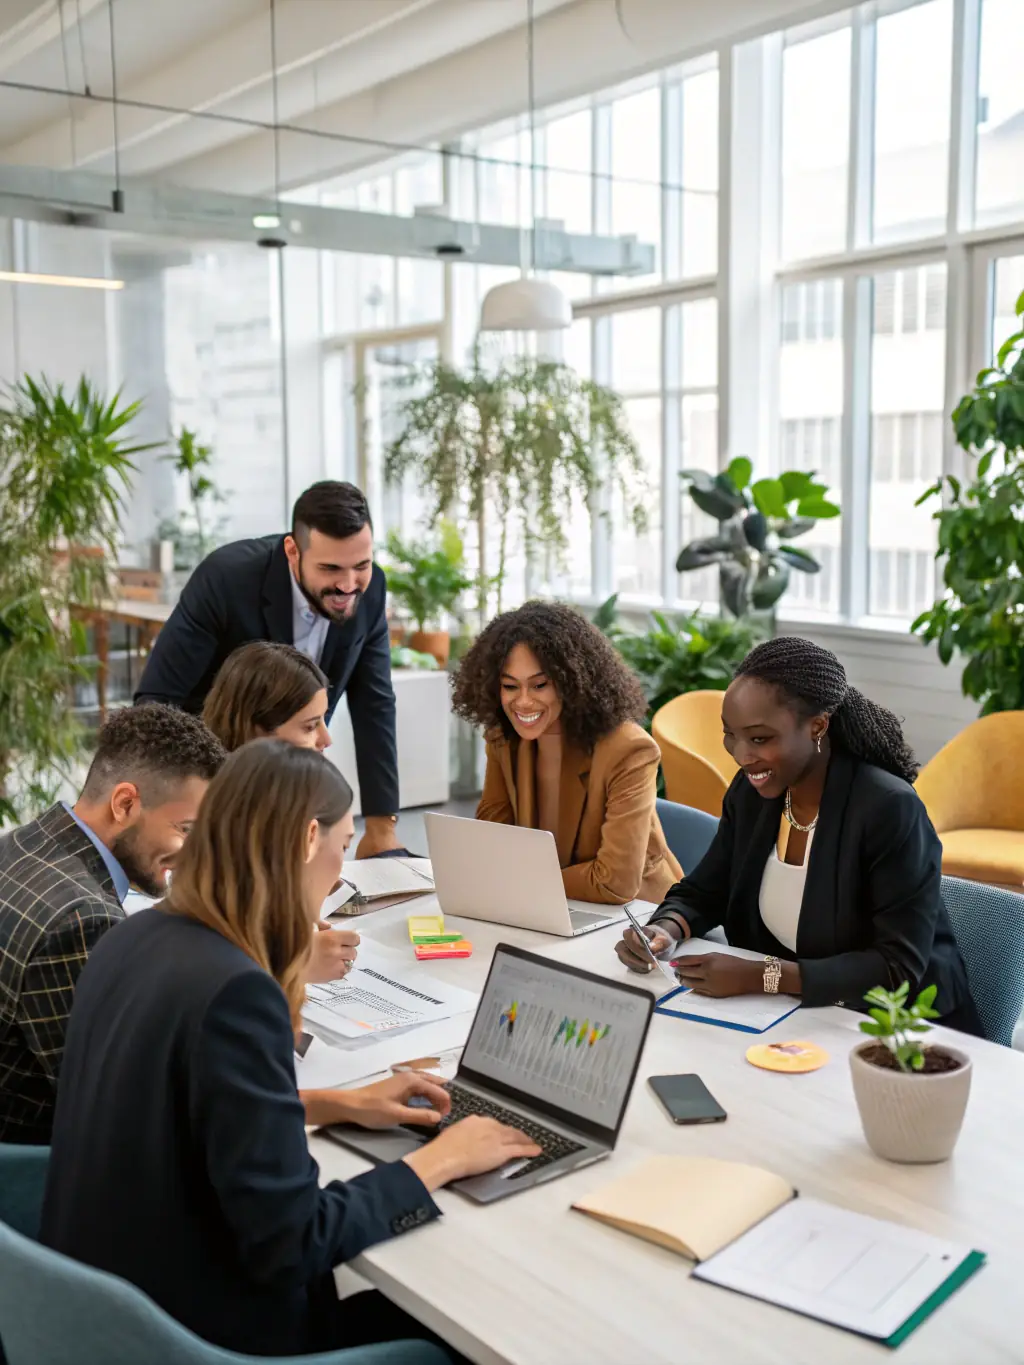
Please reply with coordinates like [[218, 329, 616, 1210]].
[[324, 944, 654, 1202]]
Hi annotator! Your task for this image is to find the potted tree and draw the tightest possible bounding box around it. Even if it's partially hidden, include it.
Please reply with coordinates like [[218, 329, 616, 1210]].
[[384, 351, 647, 625], [382, 522, 473, 666], [849, 982, 972, 1164], [913, 287, 1024, 712]]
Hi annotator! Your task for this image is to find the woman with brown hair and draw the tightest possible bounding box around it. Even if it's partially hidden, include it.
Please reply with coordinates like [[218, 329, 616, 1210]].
[[202, 640, 332, 753], [204, 640, 355, 985], [41, 742, 539, 1359], [452, 600, 681, 904]]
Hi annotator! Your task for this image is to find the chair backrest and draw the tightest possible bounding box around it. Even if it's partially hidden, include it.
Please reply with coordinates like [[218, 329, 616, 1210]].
[[916, 712, 1024, 833], [652, 691, 737, 817], [656, 799, 719, 877], [0, 1145, 49, 1239], [942, 875, 1024, 1047], [0, 1220, 448, 1365]]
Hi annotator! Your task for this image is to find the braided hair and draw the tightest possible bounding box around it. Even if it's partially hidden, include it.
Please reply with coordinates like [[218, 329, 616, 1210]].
[[733, 637, 919, 785]]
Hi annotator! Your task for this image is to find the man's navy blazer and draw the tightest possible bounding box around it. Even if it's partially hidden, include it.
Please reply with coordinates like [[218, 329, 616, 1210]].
[[40, 909, 439, 1356], [135, 535, 398, 815]]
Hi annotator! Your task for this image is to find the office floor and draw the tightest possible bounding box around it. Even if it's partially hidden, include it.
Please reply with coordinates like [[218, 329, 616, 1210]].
[[355, 797, 478, 857]]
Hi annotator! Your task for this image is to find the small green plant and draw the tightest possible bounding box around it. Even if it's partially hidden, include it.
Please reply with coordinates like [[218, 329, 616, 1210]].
[[382, 522, 474, 634], [159, 427, 228, 570], [913, 289, 1024, 713], [859, 983, 941, 1073], [595, 595, 762, 726], [390, 644, 439, 671], [678, 456, 840, 619]]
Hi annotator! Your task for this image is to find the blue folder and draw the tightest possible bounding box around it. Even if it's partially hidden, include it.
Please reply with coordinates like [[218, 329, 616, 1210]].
[[654, 985, 801, 1034]]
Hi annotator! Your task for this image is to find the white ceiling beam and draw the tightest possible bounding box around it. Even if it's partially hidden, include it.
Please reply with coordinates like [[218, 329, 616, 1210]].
[[160, 0, 854, 196], [0, 0, 441, 167], [0, 0, 107, 76]]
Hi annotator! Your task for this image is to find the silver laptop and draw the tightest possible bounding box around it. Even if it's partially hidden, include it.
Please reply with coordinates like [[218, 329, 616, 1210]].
[[424, 812, 631, 937], [323, 943, 653, 1202]]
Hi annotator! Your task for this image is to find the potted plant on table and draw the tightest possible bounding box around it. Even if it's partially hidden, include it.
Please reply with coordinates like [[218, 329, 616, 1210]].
[[382, 522, 473, 666], [849, 983, 972, 1164]]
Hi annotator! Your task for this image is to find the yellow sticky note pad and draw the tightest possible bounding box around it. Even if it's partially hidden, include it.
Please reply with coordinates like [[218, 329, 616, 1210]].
[[408, 913, 445, 942]]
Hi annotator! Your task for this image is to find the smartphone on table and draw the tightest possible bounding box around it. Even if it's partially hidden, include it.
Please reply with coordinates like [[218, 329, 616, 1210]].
[[649, 1073, 727, 1125]]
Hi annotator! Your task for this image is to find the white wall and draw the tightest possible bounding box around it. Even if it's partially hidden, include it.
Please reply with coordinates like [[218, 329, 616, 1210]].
[[778, 623, 976, 765]]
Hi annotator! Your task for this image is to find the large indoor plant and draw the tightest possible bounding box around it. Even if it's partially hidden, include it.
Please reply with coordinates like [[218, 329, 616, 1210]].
[[382, 522, 473, 665], [0, 376, 148, 825], [677, 456, 840, 620], [912, 289, 1024, 712], [849, 983, 971, 1164], [384, 352, 648, 625]]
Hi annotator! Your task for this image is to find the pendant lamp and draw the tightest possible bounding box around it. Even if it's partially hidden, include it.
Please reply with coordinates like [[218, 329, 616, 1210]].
[[478, 0, 571, 334]]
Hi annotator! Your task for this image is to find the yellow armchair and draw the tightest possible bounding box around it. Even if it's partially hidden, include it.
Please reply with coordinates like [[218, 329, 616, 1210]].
[[652, 690, 738, 817], [915, 712, 1024, 888]]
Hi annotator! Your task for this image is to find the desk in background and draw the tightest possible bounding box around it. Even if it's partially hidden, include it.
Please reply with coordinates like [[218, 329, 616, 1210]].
[[70, 598, 172, 723], [313, 898, 1024, 1365]]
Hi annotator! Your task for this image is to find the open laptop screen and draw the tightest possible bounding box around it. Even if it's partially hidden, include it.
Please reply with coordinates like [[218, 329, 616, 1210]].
[[459, 945, 652, 1138]]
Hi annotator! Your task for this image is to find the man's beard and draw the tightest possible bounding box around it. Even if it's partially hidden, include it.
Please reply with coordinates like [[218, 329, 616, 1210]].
[[110, 826, 168, 898], [297, 565, 362, 623]]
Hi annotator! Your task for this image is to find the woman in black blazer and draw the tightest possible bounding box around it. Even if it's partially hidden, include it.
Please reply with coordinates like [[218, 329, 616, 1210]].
[[41, 742, 538, 1359], [616, 637, 981, 1032]]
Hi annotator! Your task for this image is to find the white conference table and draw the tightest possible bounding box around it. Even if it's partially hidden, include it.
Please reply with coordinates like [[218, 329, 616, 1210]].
[[311, 897, 1024, 1365]]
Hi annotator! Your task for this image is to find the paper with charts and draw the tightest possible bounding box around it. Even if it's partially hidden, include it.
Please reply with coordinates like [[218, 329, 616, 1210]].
[[302, 943, 477, 1041]]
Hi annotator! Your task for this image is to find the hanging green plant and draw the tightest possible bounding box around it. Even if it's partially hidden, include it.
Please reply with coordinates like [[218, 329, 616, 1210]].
[[384, 352, 648, 624]]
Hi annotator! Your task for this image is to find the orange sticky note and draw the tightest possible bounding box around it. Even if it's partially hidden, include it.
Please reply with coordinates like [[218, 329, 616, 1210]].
[[414, 940, 473, 960]]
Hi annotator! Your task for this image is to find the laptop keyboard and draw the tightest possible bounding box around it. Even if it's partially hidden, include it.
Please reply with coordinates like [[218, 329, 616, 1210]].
[[410, 1083, 585, 1181]]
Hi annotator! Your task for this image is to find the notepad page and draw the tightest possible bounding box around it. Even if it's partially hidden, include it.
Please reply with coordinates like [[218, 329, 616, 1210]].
[[573, 1156, 794, 1262], [657, 989, 800, 1033], [694, 1197, 977, 1339]]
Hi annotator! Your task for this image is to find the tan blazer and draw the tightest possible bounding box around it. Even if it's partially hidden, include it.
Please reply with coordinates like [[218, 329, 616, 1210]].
[[477, 721, 682, 906]]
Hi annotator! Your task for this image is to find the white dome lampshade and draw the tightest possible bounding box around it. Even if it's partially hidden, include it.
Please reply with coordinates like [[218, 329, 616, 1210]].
[[479, 277, 572, 332]]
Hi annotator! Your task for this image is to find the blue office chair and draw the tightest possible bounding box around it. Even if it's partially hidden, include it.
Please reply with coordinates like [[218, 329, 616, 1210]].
[[942, 875, 1024, 1047], [0, 1220, 449, 1365], [0, 1144, 50, 1239], [656, 798, 719, 876]]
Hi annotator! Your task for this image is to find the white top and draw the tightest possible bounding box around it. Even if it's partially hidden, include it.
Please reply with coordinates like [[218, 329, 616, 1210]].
[[758, 825, 813, 952], [289, 568, 330, 665]]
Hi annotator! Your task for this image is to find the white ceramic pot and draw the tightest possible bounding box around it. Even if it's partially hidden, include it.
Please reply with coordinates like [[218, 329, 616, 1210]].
[[849, 1042, 972, 1164]]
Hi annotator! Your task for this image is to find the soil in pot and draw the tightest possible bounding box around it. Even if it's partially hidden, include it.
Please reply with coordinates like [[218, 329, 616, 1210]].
[[858, 1044, 963, 1075]]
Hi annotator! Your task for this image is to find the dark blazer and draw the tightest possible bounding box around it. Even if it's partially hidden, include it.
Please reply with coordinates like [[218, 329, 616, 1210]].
[[135, 536, 398, 815], [40, 908, 438, 1358], [0, 805, 123, 1144], [651, 750, 979, 1027]]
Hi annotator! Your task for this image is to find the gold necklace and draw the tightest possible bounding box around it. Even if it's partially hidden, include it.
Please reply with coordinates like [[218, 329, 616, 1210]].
[[784, 789, 818, 833]]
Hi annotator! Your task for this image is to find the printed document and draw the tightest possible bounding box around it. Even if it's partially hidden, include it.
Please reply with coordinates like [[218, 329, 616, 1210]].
[[301, 942, 475, 1040]]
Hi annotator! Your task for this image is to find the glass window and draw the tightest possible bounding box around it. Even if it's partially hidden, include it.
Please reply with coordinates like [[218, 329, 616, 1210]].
[[872, 0, 953, 244], [611, 87, 662, 288], [611, 306, 662, 392], [680, 68, 719, 277], [777, 280, 843, 614], [780, 27, 851, 261], [992, 255, 1024, 358], [611, 306, 662, 596], [868, 263, 946, 618], [975, 0, 1024, 227]]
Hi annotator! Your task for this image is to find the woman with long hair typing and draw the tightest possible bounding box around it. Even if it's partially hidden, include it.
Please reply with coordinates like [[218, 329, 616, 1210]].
[[615, 637, 980, 1031], [42, 742, 538, 1359]]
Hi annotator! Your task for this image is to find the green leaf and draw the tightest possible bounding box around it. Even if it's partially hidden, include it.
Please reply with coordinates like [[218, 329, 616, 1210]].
[[592, 595, 619, 632], [750, 563, 790, 610], [795, 496, 841, 520], [725, 456, 753, 490], [977, 449, 994, 479], [778, 470, 816, 503], [751, 478, 788, 519], [742, 512, 768, 551], [915, 983, 938, 1011], [777, 546, 820, 573], [858, 1020, 886, 1037]]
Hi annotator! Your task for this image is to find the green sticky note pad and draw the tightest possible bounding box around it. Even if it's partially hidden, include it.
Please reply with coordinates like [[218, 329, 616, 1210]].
[[408, 914, 445, 942], [412, 932, 464, 945]]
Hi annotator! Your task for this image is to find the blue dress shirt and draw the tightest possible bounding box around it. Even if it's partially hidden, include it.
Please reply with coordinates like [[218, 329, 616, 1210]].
[[61, 803, 130, 904]]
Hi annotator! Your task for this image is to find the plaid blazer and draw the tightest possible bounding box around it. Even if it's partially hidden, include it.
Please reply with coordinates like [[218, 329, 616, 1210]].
[[0, 804, 125, 1144]]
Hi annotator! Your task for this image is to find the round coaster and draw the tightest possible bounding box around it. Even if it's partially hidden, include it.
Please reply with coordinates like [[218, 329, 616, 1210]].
[[746, 1040, 830, 1073]]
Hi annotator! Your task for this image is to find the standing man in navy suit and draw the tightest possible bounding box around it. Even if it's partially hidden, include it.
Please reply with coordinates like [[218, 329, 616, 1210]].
[[137, 481, 401, 857]]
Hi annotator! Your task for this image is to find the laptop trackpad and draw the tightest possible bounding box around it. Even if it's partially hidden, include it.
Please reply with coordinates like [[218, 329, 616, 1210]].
[[322, 1125, 424, 1165]]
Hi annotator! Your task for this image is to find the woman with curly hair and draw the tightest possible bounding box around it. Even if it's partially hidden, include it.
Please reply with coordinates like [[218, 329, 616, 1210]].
[[616, 636, 981, 1033], [451, 601, 681, 905]]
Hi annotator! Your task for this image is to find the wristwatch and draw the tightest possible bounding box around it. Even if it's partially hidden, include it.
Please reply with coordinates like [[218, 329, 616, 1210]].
[[763, 956, 782, 994]]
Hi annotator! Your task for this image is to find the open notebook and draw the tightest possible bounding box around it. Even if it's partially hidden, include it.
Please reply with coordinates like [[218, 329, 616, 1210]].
[[573, 1156, 984, 1346]]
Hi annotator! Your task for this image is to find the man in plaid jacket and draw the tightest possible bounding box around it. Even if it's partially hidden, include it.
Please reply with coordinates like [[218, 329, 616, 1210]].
[[0, 705, 225, 1144]]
